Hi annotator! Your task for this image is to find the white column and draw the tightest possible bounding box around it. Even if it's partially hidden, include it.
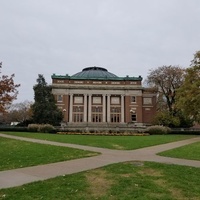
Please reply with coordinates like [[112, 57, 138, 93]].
[[121, 95, 125, 123], [102, 94, 106, 122], [107, 95, 110, 122], [84, 94, 87, 122], [69, 94, 73, 122], [88, 94, 92, 122]]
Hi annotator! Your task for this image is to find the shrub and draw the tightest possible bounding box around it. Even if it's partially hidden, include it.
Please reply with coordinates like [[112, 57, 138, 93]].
[[28, 124, 56, 133], [39, 124, 56, 133], [147, 125, 171, 135], [28, 124, 39, 132]]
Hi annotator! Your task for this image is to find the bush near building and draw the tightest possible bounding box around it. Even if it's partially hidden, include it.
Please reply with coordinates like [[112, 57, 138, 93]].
[[28, 124, 56, 133], [147, 125, 171, 135]]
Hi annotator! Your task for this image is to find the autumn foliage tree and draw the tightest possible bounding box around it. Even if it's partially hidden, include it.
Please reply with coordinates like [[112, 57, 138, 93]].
[[0, 62, 20, 112], [177, 51, 200, 123], [145, 65, 192, 127], [146, 65, 185, 114]]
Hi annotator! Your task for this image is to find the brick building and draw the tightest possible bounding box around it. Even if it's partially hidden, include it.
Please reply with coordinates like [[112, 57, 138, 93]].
[[51, 66, 157, 127]]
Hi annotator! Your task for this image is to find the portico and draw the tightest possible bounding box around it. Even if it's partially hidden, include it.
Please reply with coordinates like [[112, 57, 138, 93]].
[[67, 93, 125, 123], [51, 66, 157, 126]]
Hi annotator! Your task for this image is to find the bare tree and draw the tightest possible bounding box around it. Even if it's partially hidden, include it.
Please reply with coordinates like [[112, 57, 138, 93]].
[[6, 100, 32, 123]]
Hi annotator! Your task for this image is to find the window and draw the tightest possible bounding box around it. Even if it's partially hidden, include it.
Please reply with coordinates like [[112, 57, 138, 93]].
[[73, 106, 83, 122], [92, 106, 102, 112], [111, 114, 120, 122], [73, 106, 83, 112], [92, 114, 102, 122], [110, 107, 121, 123], [57, 95, 63, 102], [131, 114, 137, 122], [131, 96, 136, 103], [92, 106, 102, 122], [73, 114, 83, 122]]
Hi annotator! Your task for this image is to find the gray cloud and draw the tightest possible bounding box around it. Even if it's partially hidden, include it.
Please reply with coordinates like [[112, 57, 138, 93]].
[[0, 0, 200, 102]]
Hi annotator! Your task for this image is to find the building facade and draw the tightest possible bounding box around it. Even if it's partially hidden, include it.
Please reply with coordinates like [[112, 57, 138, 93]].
[[51, 67, 157, 127]]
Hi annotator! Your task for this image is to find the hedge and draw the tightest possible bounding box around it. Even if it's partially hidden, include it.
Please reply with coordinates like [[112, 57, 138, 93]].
[[0, 126, 28, 132], [170, 130, 200, 135]]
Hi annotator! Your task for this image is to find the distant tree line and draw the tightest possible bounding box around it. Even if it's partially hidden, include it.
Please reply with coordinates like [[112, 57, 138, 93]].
[[0, 51, 199, 127]]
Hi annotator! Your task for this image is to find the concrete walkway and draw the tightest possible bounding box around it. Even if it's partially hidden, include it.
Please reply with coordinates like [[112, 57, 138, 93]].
[[0, 133, 200, 189]]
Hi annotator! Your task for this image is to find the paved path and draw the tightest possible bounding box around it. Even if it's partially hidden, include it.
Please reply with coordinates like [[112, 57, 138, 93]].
[[0, 133, 200, 189]]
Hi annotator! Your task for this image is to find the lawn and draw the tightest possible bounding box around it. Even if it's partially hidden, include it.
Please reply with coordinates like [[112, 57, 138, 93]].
[[0, 137, 98, 171], [158, 142, 200, 161], [1, 132, 196, 150], [0, 161, 200, 200], [0, 132, 200, 199], [0, 132, 196, 171]]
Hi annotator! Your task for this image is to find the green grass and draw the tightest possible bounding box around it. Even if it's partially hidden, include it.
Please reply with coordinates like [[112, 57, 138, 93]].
[[158, 142, 200, 161], [1, 132, 195, 150], [1, 161, 200, 200], [0, 137, 98, 171], [0, 132, 199, 199]]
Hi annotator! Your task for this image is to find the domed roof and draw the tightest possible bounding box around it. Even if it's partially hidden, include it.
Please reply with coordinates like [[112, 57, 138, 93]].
[[71, 66, 118, 79]]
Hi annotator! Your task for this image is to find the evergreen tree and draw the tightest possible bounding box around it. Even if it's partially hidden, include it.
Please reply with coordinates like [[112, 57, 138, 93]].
[[31, 74, 63, 125]]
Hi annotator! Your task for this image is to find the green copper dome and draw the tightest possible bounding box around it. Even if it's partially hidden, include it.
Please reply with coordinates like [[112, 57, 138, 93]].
[[71, 66, 118, 79]]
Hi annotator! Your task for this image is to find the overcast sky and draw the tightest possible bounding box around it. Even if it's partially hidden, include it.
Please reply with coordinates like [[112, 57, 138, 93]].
[[0, 0, 200, 103]]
